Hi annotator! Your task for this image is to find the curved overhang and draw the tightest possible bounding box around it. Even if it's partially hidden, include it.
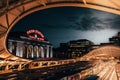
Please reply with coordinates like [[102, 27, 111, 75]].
[[83, 46, 120, 60], [0, 0, 120, 61]]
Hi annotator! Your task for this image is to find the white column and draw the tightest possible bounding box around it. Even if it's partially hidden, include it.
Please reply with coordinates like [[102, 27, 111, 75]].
[[38, 47, 41, 58], [46, 45, 49, 58], [50, 46, 53, 58], [41, 47, 44, 58], [31, 45, 34, 58], [20, 44, 23, 57], [16, 42, 19, 56], [8, 41, 12, 53], [27, 45, 29, 58], [16, 42, 22, 57], [36, 46, 39, 58]]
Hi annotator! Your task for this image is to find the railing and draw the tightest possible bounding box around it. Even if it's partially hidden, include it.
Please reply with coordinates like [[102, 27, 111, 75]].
[[0, 58, 84, 74]]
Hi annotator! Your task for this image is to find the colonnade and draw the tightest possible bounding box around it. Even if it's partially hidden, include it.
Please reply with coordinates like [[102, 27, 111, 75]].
[[8, 41, 53, 59]]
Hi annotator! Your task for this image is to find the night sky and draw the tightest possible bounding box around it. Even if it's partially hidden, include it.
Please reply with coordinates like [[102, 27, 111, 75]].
[[10, 7, 120, 47]]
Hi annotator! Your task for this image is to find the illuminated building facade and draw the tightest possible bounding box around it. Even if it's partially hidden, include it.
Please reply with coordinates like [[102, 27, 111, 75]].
[[56, 39, 94, 59], [67, 39, 94, 58], [7, 29, 53, 59]]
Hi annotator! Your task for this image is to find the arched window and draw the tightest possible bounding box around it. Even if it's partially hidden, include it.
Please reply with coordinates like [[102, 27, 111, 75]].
[[22, 45, 27, 58], [34, 46, 38, 58], [27, 45, 33, 58], [38, 47, 42, 58]]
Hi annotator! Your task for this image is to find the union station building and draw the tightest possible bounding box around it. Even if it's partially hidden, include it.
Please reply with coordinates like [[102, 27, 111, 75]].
[[7, 29, 53, 59]]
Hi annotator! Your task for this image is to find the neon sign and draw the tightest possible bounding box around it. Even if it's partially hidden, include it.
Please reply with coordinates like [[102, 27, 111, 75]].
[[27, 29, 45, 41]]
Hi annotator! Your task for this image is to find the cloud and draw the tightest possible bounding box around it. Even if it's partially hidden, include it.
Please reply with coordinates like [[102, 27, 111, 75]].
[[39, 13, 120, 31], [65, 11, 120, 31], [65, 15, 109, 31], [110, 17, 120, 30], [17, 7, 120, 32]]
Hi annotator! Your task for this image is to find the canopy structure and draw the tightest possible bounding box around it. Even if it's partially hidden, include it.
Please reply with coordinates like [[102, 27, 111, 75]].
[[0, 0, 120, 61], [82, 46, 120, 60]]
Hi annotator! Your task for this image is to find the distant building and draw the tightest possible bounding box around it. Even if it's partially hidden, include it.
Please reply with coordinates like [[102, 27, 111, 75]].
[[55, 39, 94, 59], [53, 43, 68, 59], [68, 39, 93, 47], [67, 39, 94, 58], [7, 29, 53, 60], [91, 45, 100, 50], [118, 32, 120, 37], [100, 43, 114, 46], [98, 32, 120, 47], [109, 32, 120, 46]]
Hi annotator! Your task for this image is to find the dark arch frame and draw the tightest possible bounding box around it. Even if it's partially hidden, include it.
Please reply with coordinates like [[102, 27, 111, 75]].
[[0, 0, 120, 61]]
